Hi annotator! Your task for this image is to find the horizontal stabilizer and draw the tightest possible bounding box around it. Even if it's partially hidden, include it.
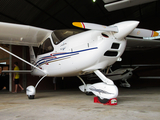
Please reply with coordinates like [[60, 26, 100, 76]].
[[129, 28, 159, 37], [72, 22, 118, 32], [2, 70, 32, 73]]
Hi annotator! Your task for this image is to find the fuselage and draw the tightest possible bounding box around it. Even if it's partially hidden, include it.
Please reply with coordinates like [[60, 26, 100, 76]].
[[31, 29, 127, 77]]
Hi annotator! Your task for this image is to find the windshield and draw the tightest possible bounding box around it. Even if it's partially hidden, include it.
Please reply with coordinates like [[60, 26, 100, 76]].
[[51, 29, 84, 45]]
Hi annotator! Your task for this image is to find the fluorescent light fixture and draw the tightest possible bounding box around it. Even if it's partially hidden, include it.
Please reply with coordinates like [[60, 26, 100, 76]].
[[103, 0, 157, 11], [0, 62, 6, 64]]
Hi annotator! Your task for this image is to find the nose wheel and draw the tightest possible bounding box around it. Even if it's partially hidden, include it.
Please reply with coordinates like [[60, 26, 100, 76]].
[[28, 95, 35, 99], [98, 97, 109, 104]]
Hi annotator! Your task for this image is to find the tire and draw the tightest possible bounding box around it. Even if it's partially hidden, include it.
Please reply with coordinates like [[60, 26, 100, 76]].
[[28, 95, 35, 99], [85, 92, 94, 95], [98, 97, 109, 104]]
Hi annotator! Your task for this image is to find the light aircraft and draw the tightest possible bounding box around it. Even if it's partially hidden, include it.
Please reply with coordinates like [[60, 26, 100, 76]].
[[87, 67, 136, 88], [0, 21, 160, 103]]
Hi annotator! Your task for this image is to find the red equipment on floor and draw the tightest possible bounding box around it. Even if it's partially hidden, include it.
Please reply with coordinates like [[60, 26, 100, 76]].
[[94, 97, 117, 105]]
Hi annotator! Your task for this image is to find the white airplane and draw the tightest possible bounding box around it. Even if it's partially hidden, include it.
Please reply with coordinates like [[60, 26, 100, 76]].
[[87, 67, 135, 88], [0, 21, 159, 103]]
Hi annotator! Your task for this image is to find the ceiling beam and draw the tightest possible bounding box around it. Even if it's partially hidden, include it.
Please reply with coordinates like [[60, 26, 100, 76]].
[[25, 0, 69, 28]]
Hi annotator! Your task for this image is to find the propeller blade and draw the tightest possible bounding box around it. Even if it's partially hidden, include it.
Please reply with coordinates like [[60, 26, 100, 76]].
[[129, 28, 159, 37], [72, 22, 118, 32]]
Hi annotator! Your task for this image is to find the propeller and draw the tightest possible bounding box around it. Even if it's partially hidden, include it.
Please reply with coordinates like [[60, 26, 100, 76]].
[[72, 22, 159, 38], [72, 22, 118, 32], [129, 28, 159, 37]]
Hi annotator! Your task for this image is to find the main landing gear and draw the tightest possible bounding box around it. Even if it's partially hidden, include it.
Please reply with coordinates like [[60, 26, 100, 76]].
[[26, 75, 47, 99], [78, 70, 118, 105], [26, 85, 35, 99], [120, 79, 131, 88], [0, 46, 47, 100]]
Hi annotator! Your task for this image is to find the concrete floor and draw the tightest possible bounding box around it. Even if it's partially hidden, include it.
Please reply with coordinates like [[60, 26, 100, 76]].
[[0, 87, 160, 120]]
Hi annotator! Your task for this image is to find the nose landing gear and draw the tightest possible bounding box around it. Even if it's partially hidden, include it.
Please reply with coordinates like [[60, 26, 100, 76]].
[[78, 70, 118, 105]]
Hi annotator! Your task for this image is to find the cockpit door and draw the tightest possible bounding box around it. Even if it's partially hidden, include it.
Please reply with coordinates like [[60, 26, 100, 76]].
[[37, 38, 54, 55]]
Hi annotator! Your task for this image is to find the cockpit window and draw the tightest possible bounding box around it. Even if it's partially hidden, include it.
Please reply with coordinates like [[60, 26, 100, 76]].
[[37, 38, 53, 55], [51, 29, 84, 45]]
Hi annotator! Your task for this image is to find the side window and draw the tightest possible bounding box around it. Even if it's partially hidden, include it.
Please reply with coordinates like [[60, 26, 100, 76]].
[[37, 38, 54, 55]]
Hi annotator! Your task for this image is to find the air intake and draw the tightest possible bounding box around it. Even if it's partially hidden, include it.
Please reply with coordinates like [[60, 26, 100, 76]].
[[104, 51, 118, 57]]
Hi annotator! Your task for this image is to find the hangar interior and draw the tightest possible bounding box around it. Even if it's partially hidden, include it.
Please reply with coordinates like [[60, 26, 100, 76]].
[[0, 0, 160, 92]]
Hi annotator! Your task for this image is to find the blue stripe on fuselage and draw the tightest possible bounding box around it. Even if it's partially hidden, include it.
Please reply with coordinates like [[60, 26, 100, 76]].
[[35, 47, 98, 67]]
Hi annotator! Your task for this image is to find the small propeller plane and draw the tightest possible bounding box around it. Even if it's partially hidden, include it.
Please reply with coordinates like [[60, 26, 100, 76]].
[[87, 66, 136, 88], [0, 21, 160, 103]]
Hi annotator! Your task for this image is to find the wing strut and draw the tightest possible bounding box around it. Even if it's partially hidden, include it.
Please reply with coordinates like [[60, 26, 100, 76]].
[[0, 46, 46, 75]]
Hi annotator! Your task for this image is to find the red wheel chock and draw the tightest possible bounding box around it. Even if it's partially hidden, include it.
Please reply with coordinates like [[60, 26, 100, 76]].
[[94, 97, 117, 105]]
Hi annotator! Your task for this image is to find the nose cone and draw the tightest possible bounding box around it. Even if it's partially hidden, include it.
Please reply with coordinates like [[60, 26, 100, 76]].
[[113, 21, 139, 40]]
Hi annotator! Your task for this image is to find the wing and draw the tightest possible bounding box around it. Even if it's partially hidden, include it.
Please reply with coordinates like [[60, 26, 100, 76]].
[[126, 37, 160, 51], [0, 22, 52, 47]]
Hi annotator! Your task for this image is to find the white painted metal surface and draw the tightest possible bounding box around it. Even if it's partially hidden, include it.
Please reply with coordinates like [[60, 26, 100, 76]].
[[0, 21, 159, 100], [0, 22, 52, 47]]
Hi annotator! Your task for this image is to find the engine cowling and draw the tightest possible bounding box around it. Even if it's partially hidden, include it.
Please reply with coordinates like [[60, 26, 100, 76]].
[[112, 21, 139, 40]]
